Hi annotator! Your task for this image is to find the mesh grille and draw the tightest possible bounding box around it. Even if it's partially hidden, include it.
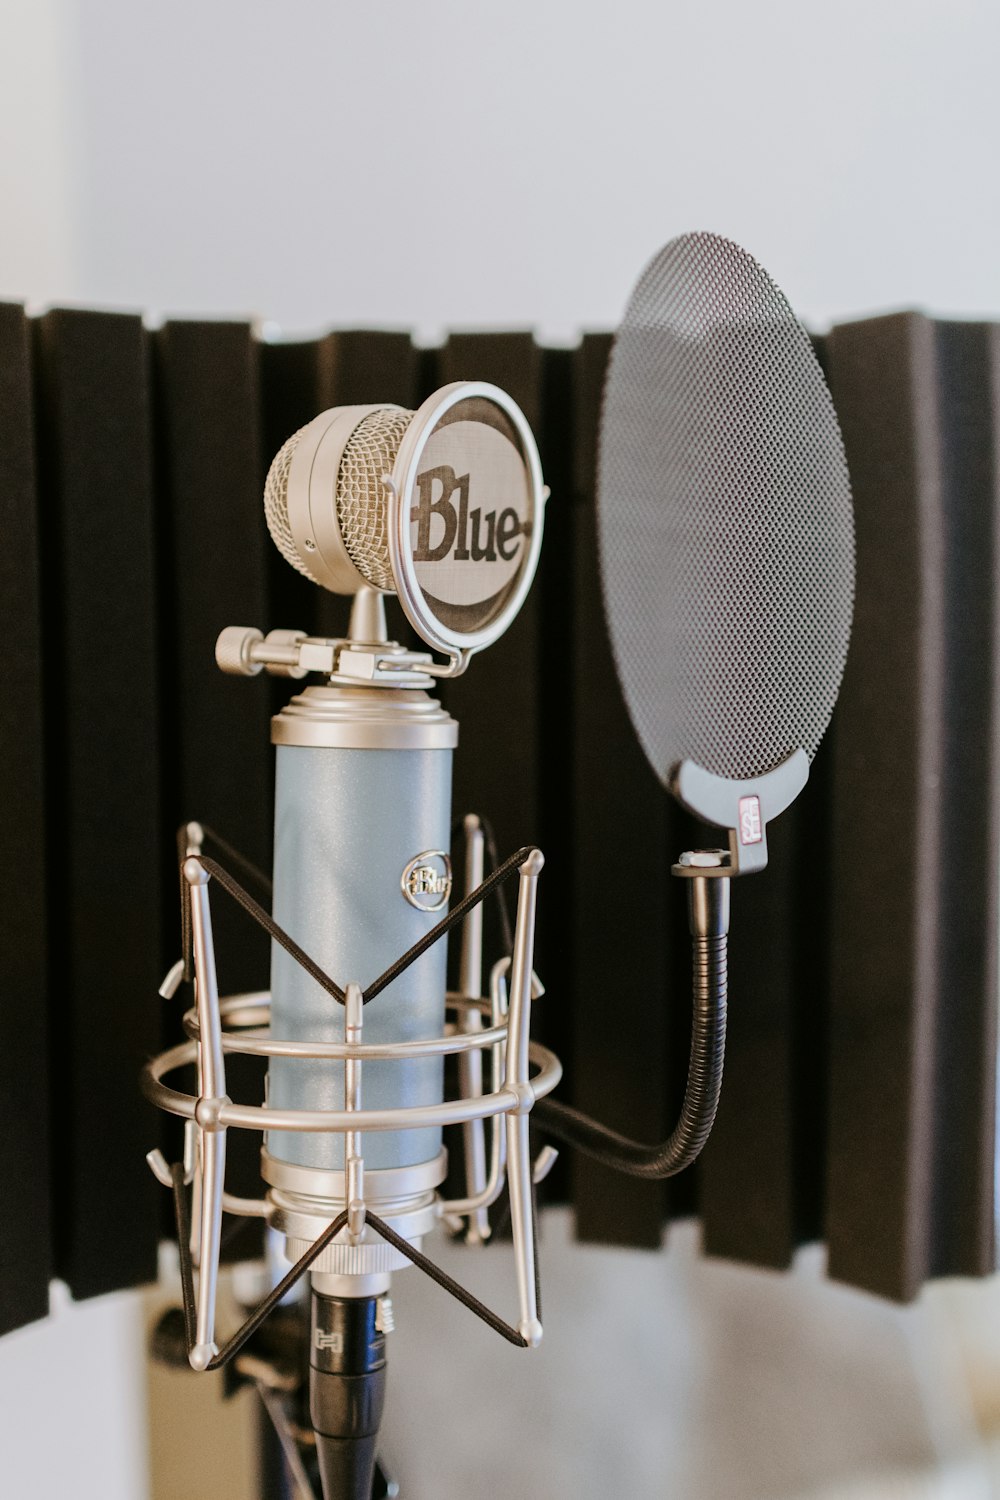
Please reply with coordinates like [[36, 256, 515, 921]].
[[263, 426, 324, 586], [598, 232, 855, 784], [336, 407, 413, 591], [262, 407, 414, 592]]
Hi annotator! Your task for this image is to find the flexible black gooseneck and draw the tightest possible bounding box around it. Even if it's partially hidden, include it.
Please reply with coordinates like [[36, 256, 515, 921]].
[[538, 865, 730, 1179], [534, 870, 729, 1178]]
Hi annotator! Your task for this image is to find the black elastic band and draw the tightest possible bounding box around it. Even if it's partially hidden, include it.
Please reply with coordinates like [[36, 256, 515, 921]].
[[177, 824, 272, 984], [451, 812, 516, 957], [364, 1212, 528, 1348], [168, 1164, 530, 1363], [362, 845, 534, 1001], [487, 1175, 542, 1321], [165, 836, 543, 1357], [198, 824, 273, 898], [177, 826, 194, 984], [170, 1161, 350, 1371], [171, 1163, 197, 1352], [177, 842, 536, 1010], [193, 854, 347, 1005]]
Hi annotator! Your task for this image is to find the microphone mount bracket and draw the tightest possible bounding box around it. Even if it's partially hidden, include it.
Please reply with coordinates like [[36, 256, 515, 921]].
[[141, 827, 559, 1366], [670, 749, 810, 874], [215, 624, 470, 689]]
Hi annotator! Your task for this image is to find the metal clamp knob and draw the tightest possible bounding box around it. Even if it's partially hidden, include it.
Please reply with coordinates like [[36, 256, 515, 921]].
[[215, 626, 264, 676], [215, 626, 309, 679]]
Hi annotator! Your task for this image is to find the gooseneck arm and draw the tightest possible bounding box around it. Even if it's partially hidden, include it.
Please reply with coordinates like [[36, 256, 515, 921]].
[[534, 866, 729, 1179]]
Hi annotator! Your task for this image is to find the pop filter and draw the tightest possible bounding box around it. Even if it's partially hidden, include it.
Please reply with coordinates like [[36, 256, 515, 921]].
[[534, 232, 854, 1177], [598, 231, 855, 870]]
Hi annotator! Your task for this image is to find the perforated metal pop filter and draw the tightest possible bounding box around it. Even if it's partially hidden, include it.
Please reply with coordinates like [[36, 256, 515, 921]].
[[598, 233, 855, 813]]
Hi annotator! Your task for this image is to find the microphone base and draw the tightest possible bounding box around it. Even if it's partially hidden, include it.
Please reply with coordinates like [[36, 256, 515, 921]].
[[263, 1148, 448, 1277], [261, 1147, 448, 1200]]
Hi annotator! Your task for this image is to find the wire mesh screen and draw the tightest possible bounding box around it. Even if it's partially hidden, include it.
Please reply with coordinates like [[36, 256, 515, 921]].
[[599, 233, 855, 783]]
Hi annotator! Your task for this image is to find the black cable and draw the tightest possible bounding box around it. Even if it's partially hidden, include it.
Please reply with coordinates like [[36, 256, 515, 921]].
[[533, 932, 727, 1178]]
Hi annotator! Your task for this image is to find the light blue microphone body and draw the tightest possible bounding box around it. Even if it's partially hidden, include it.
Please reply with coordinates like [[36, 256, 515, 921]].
[[265, 681, 458, 1175]]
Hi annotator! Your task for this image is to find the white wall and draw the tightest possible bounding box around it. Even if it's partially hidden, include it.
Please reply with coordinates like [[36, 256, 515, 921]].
[[0, 0, 78, 306], [45, 0, 1000, 339], [3, 3, 1000, 1497], [0, 1282, 149, 1499]]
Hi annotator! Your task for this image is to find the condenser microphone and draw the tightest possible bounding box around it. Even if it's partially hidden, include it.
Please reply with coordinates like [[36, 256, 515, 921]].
[[145, 379, 559, 1500], [535, 231, 855, 1177], [250, 382, 545, 1499]]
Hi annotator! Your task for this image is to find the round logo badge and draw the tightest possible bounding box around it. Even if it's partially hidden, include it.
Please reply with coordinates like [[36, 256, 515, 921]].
[[400, 850, 453, 912], [409, 397, 534, 635], [391, 383, 544, 660]]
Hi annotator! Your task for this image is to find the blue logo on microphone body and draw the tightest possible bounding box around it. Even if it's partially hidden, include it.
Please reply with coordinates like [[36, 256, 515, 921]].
[[401, 851, 453, 912]]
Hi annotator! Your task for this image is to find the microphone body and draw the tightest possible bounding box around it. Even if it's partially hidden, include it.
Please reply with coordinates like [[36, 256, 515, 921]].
[[267, 685, 456, 1173], [263, 680, 459, 1275]]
